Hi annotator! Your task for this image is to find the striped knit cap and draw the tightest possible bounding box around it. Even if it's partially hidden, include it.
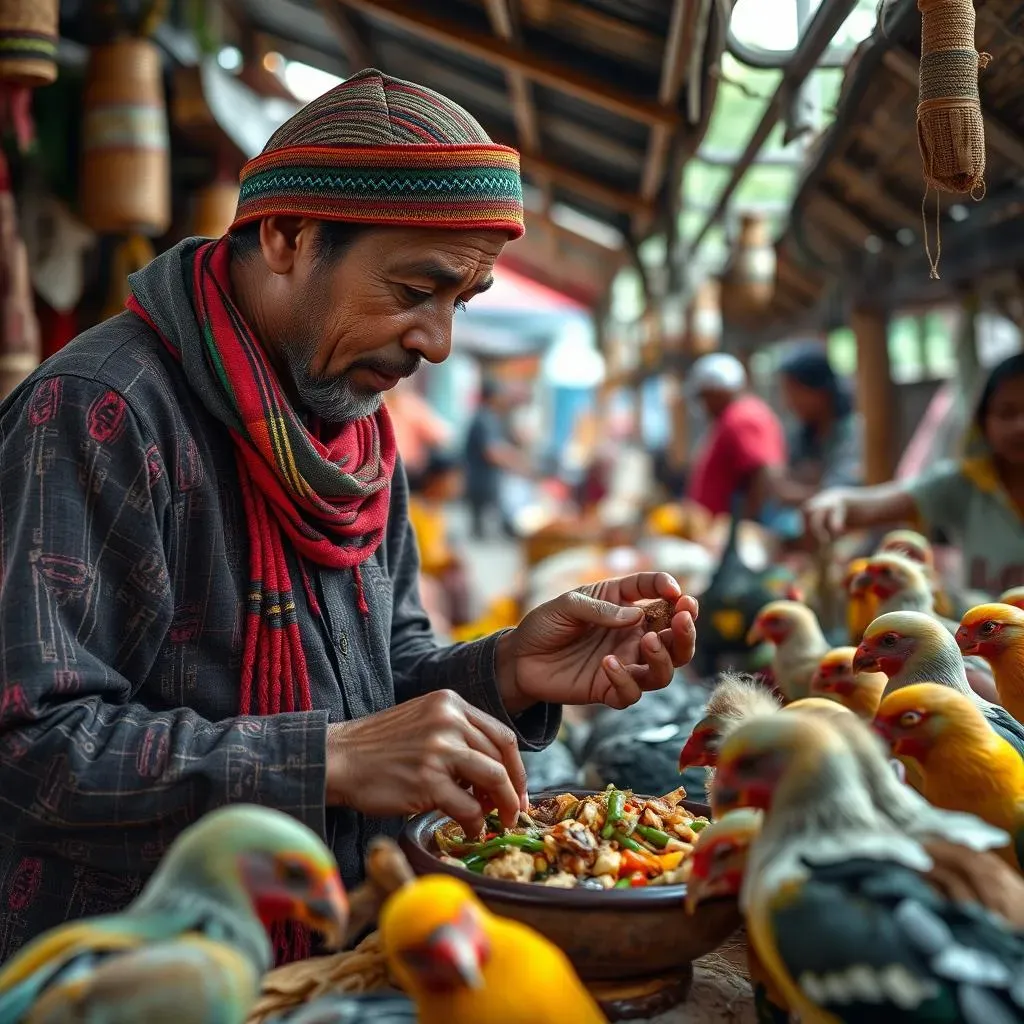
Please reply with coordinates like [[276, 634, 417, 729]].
[[232, 68, 524, 238]]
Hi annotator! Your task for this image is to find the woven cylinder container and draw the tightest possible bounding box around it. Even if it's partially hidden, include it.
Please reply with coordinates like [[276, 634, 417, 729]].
[[0, 0, 58, 88], [917, 0, 987, 195], [80, 38, 171, 236], [720, 214, 776, 325], [685, 278, 721, 357], [193, 180, 240, 238]]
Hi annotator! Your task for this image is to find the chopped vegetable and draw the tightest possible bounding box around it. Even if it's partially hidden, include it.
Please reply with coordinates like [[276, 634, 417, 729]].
[[620, 848, 660, 877], [629, 872, 648, 888], [659, 850, 685, 871], [600, 789, 625, 838], [612, 830, 646, 854], [634, 824, 671, 849], [691, 818, 710, 833]]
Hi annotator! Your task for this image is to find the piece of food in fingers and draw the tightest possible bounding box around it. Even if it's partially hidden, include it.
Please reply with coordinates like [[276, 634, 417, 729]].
[[634, 598, 674, 634], [433, 784, 709, 889]]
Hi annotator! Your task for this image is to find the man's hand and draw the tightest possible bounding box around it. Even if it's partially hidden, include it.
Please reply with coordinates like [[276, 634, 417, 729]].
[[325, 690, 527, 839], [500, 573, 698, 712], [803, 487, 854, 540]]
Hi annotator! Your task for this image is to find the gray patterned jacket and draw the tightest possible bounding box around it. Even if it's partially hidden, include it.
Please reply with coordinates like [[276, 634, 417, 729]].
[[0, 262, 558, 959]]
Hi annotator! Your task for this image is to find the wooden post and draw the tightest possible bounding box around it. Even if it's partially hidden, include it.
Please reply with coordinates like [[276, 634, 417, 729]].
[[851, 306, 895, 485]]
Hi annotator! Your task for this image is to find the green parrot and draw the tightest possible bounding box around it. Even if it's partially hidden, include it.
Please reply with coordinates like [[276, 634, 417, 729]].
[[0, 805, 349, 1024]]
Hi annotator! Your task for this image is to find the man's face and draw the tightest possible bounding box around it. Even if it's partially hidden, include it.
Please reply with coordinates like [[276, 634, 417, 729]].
[[258, 222, 506, 423]]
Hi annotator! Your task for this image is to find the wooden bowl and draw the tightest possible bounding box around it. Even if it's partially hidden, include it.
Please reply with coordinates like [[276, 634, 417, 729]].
[[399, 791, 741, 982]]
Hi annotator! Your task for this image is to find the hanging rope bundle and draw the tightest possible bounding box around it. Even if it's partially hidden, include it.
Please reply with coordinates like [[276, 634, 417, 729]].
[[916, 0, 990, 279]]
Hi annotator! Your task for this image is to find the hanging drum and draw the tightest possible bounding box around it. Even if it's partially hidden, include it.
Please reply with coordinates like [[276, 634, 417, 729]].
[[80, 38, 171, 236], [685, 278, 721, 357], [192, 180, 239, 238], [0, 0, 59, 87], [720, 213, 776, 326]]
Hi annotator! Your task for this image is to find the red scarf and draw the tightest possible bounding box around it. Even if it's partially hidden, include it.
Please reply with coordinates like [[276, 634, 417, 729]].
[[128, 239, 398, 719]]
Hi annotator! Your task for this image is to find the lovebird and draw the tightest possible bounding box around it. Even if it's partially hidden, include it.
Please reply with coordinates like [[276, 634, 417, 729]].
[[0, 805, 349, 1024], [714, 713, 1024, 1024], [957, 603, 1024, 725], [810, 646, 888, 719], [746, 601, 830, 704], [380, 874, 607, 1024], [875, 683, 1024, 871]]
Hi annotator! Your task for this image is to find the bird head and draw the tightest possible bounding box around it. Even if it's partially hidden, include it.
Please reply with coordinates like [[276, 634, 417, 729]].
[[155, 805, 349, 950], [712, 713, 829, 815], [679, 715, 722, 771], [810, 647, 858, 698], [782, 697, 853, 719], [746, 600, 809, 647], [381, 876, 491, 996], [844, 558, 873, 597], [956, 602, 1024, 658], [684, 808, 763, 915], [853, 611, 934, 677], [999, 587, 1024, 612], [861, 553, 928, 602], [877, 529, 934, 569], [872, 682, 976, 765]]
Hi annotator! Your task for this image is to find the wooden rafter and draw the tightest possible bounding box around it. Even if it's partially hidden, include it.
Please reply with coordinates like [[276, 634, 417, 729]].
[[317, 0, 373, 71], [826, 158, 919, 229], [518, 0, 658, 66], [334, 0, 678, 127], [482, 0, 556, 261], [638, 0, 692, 206], [520, 152, 652, 217]]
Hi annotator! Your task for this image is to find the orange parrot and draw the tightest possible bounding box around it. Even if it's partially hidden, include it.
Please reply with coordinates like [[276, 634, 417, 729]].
[[957, 603, 1024, 725], [1000, 587, 1024, 611], [809, 646, 888, 719], [843, 558, 877, 644], [874, 683, 1024, 871]]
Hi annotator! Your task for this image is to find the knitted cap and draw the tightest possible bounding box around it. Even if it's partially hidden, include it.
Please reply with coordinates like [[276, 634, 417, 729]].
[[232, 68, 524, 238]]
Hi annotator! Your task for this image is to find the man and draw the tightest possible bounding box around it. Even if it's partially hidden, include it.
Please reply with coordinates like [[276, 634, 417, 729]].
[[685, 352, 787, 518], [464, 377, 531, 539], [0, 69, 697, 959]]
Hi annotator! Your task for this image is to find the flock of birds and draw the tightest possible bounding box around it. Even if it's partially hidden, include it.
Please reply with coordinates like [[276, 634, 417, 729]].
[[678, 528, 1024, 1022], [7, 527, 1024, 1022]]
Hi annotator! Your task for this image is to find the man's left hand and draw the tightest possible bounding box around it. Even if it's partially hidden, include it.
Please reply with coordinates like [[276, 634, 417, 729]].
[[499, 573, 697, 713]]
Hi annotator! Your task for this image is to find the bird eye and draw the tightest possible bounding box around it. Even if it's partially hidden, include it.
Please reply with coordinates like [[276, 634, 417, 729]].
[[899, 710, 923, 728], [278, 861, 310, 887], [880, 633, 899, 647], [980, 621, 998, 635]]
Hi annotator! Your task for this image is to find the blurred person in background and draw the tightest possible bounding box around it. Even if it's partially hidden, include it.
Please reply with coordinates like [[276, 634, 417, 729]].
[[772, 344, 862, 503], [464, 376, 533, 539], [806, 351, 1024, 593], [685, 352, 787, 520], [408, 448, 472, 627]]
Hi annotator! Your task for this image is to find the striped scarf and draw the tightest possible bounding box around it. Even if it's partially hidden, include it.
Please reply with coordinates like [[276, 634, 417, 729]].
[[127, 236, 397, 719]]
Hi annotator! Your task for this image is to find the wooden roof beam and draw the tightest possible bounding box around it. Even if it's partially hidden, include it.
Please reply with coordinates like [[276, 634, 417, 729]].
[[316, 0, 373, 71], [483, 0, 556, 262], [335, 0, 678, 127], [520, 152, 653, 218], [826, 158, 920, 228], [882, 48, 1024, 170], [636, 0, 693, 234]]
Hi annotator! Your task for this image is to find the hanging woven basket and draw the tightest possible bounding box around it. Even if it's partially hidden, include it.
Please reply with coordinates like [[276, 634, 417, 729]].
[[80, 37, 171, 236], [719, 213, 776, 326], [685, 278, 722, 357], [0, 0, 58, 88]]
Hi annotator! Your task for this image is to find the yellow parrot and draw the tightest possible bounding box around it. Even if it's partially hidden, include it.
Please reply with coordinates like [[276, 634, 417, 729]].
[[380, 875, 606, 1024]]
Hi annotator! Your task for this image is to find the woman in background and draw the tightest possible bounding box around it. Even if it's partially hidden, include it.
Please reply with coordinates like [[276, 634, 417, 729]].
[[805, 352, 1024, 594]]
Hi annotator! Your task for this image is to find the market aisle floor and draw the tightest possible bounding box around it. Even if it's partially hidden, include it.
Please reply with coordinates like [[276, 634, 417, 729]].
[[447, 502, 523, 607]]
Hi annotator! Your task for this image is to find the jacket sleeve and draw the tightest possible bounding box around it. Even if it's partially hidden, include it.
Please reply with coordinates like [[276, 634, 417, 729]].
[[0, 374, 328, 876], [386, 463, 559, 752]]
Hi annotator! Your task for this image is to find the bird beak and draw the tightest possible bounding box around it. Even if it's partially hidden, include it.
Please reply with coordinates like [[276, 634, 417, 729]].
[[852, 643, 878, 674], [871, 718, 894, 747], [684, 876, 708, 916], [745, 621, 764, 646], [954, 626, 978, 655], [303, 870, 350, 951], [848, 571, 872, 596], [679, 733, 714, 772], [426, 919, 487, 990]]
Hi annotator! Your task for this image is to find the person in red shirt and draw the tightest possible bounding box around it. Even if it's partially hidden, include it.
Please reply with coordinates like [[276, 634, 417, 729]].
[[686, 353, 787, 517]]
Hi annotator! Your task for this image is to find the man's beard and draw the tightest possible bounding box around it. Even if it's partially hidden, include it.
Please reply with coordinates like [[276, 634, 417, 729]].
[[281, 338, 422, 424]]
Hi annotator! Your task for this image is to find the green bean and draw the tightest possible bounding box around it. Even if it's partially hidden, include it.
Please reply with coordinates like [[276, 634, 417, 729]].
[[634, 825, 671, 849], [612, 829, 645, 854], [601, 789, 626, 838], [691, 819, 710, 833], [463, 834, 546, 858], [462, 854, 488, 872], [614, 877, 632, 889]]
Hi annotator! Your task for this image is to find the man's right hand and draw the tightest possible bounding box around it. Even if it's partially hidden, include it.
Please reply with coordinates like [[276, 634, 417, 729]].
[[803, 488, 853, 540], [325, 690, 528, 839]]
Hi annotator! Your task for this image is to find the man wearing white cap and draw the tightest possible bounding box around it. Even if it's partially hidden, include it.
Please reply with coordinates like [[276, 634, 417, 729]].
[[684, 352, 786, 517]]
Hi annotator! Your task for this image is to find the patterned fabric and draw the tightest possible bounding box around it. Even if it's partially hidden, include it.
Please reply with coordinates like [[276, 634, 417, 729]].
[[0, 257, 559, 959], [126, 238, 396, 722], [231, 68, 524, 238]]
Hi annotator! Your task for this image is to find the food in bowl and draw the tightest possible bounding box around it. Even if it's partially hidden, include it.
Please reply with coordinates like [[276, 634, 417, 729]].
[[434, 785, 710, 890]]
